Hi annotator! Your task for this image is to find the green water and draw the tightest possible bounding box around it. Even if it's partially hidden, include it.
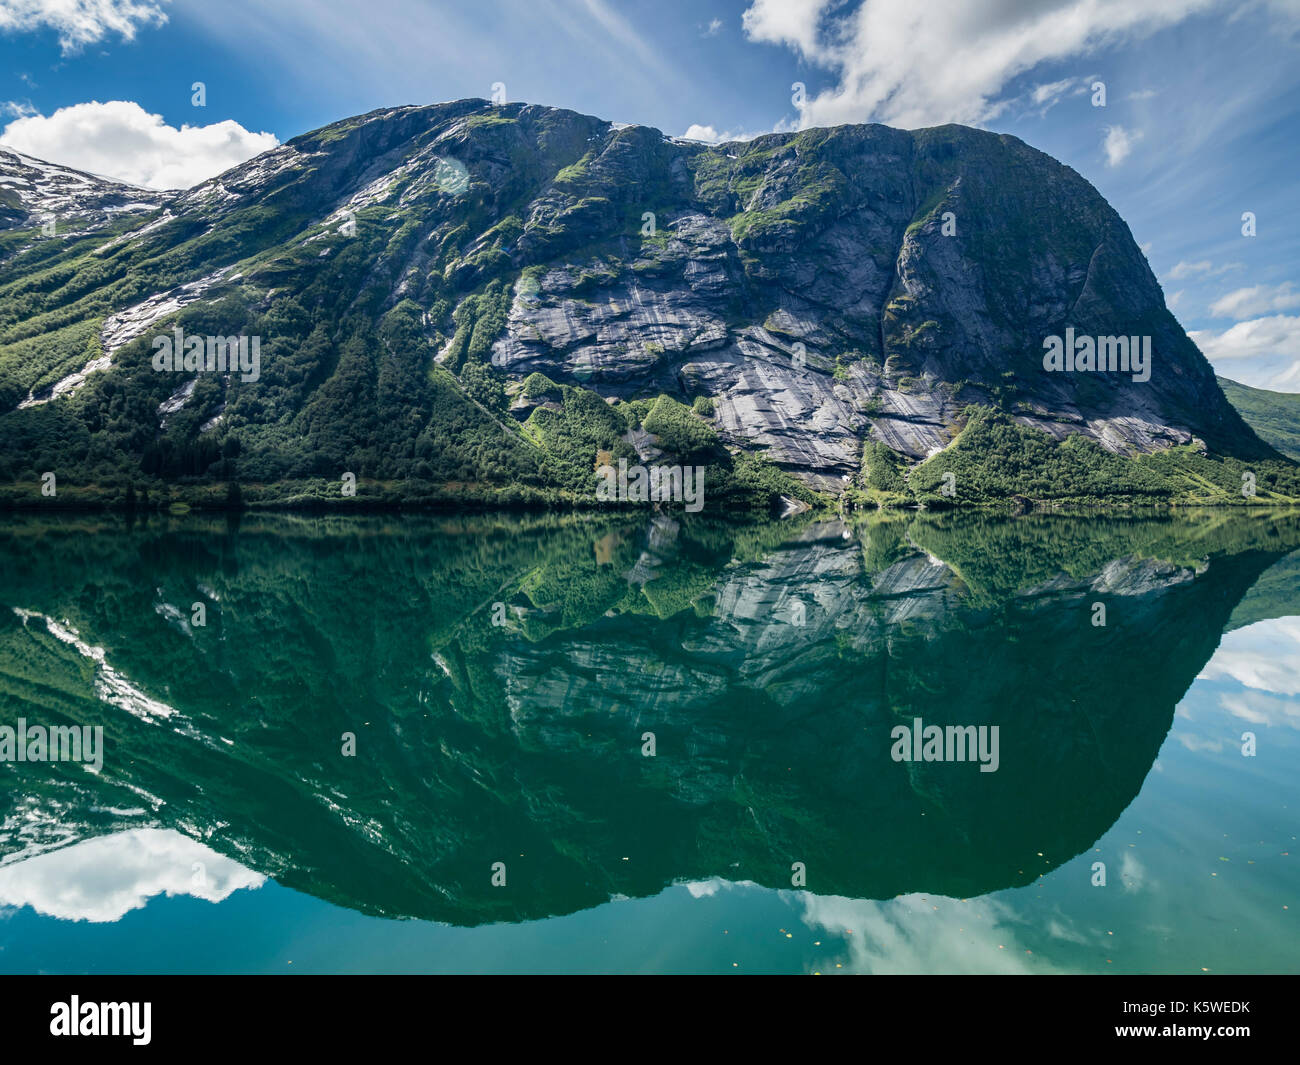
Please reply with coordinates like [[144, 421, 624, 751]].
[[0, 509, 1296, 973]]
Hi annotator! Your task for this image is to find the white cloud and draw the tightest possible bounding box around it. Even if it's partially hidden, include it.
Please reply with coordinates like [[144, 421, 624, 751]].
[[742, 0, 830, 59], [1189, 314, 1300, 390], [683, 876, 756, 897], [1210, 281, 1300, 319], [682, 123, 723, 142], [0, 0, 169, 55], [0, 828, 264, 922], [1031, 77, 1079, 107], [797, 891, 1074, 974], [1119, 850, 1148, 893], [740, 0, 1242, 129], [1199, 617, 1300, 697], [1191, 314, 1300, 362], [1175, 732, 1226, 752], [1167, 259, 1244, 280], [680, 123, 765, 144], [0, 100, 278, 189], [1013, 75, 1098, 118], [703, 17, 723, 37], [1170, 259, 1213, 279], [1219, 689, 1300, 729], [1103, 124, 1141, 166]]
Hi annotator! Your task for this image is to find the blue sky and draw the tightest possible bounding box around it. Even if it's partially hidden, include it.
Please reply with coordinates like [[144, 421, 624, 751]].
[[1, 0, 1297, 390]]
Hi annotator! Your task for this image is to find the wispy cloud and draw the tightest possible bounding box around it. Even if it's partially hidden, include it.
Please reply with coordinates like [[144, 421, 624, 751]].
[[1219, 689, 1300, 729], [180, 0, 690, 127], [797, 891, 1075, 974], [1167, 259, 1244, 280], [739, 0, 1267, 129], [0, 0, 169, 55], [1210, 281, 1300, 319], [574, 0, 677, 85]]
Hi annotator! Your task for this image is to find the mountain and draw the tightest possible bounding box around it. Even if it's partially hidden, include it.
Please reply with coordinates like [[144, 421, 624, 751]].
[[0, 100, 1295, 510], [1219, 376, 1300, 461], [0, 147, 167, 233]]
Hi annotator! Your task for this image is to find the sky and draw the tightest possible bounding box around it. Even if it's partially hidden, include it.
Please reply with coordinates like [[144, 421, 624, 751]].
[[0, 0, 1297, 390]]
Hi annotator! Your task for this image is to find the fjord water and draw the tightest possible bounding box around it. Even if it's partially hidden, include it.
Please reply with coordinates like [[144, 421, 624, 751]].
[[0, 510, 1296, 974]]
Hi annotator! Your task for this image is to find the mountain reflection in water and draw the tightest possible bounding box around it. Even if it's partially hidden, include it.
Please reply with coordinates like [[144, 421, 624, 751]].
[[1, 509, 1298, 936]]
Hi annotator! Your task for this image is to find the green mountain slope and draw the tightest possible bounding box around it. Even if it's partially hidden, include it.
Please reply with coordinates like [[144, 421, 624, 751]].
[[1219, 376, 1300, 461]]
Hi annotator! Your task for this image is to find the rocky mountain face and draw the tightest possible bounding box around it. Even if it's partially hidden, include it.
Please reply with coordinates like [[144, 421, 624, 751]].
[[0, 100, 1287, 508], [0, 148, 167, 234]]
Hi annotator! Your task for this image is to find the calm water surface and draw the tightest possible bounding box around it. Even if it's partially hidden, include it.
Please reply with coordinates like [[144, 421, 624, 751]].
[[0, 509, 1296, 973]]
